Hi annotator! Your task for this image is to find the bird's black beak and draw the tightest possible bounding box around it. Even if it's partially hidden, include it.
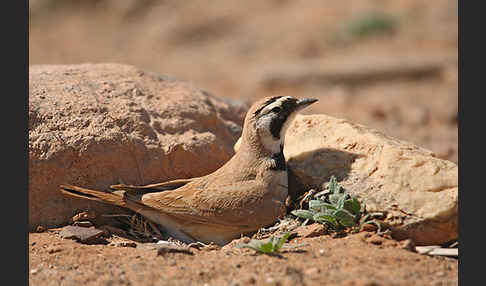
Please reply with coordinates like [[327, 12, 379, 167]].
[[295, 98, 318, 111]]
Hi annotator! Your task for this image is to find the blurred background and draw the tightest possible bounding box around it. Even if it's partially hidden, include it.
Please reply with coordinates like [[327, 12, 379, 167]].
[[29, 0, 458, 163]]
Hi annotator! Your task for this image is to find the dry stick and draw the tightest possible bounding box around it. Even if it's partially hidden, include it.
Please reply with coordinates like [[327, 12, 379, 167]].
[[147, 221, 163, 238]]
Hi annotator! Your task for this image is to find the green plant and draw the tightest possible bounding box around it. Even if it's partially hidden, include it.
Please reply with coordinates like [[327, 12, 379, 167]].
[[291, 176, 363, 230], [236, 232, 291, 254], [343, 12, 398, 38]]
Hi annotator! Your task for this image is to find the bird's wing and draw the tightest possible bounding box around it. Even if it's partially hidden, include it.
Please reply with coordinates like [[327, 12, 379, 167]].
[[110, 178, 197, 193], [136, 180, 283, 229]]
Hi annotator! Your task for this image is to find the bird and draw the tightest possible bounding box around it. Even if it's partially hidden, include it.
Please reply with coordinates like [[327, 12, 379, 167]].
[[60, 95, 317, 245]]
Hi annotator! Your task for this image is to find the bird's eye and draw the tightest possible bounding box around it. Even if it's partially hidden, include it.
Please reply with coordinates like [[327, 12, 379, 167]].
[[271, 107, 281, 113]]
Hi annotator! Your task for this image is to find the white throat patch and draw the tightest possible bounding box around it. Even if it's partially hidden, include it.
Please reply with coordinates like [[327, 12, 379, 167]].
[[256, 115, 282, 154], [255, 96, 297, 154]]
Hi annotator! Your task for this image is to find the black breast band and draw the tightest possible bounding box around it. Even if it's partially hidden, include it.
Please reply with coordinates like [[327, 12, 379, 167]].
[[270, 145, 286, 171]]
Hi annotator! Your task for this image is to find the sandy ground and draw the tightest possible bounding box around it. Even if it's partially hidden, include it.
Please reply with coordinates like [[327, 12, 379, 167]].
[[29, 0, 458, 285], [29, 227, 457, 286]]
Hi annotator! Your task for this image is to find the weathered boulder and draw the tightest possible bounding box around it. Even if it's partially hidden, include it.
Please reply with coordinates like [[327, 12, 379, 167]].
[[283, 114, 458, 245], [29, 63, 248, 231]]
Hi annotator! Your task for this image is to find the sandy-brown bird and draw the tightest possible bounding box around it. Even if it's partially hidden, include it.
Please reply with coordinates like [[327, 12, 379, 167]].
[[60, 96, 317, 245]]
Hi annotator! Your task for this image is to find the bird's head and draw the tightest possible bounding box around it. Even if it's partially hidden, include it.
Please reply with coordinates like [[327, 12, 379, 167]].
[[240, 96, 318, 155]]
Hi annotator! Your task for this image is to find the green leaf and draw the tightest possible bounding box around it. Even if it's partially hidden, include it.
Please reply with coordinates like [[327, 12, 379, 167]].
[[313, 213, 338, 228], [237, 241, 264, 252], [248, 240, 265, 249], [343, 197, 361, 215], [337, 194, 346, 209], [269, 236, 278, 249], [329, 193, 344, 205], [328, 176, 338, 194], [275, 232, 290, 251], [309, 200, 337, 212], [237, 232, 292, 254], [334, 209, 356, 227], [337, 185, 344, 194], [259, 241, 274, 253], [291, 209, 315, 220]]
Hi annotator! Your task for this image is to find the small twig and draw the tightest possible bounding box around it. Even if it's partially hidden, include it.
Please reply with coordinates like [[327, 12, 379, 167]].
[[100, 214, 132, 218], [147, 221, 163, 238], [157, 246, 194, 256], [299, 189, 316, 209]]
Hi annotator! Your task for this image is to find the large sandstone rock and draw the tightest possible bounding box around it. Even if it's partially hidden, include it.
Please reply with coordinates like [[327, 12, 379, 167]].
[[29, 63, 248, 231], [283, 114, 458, 246]]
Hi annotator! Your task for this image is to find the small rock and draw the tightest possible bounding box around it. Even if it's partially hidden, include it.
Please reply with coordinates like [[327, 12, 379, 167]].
[[36, 225, 46, 233], [59, 225, 106, 244], [366, 235, 385, 245], [400, 239, 416, 252], [295, 223, 327, 238], [156, 246, 194, 256], [30, 269, 39, 275]]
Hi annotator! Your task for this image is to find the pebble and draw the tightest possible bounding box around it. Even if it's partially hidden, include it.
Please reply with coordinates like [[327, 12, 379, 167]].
[[59, 225, 106, 244], [400, 239, 416, 252], [366, 235, 385, 245]]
